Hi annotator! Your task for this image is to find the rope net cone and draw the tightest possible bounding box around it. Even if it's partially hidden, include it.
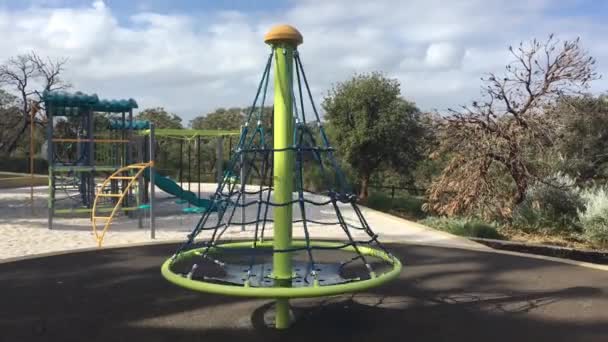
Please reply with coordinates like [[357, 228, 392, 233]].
[[162, 27, 401, 314]]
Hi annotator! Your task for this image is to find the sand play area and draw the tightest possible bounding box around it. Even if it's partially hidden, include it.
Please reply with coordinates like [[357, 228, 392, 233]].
[[0, 183, 483, 260]]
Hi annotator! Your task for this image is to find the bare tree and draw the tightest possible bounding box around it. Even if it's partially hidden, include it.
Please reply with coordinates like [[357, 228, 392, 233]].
[[425, 35, 598, 219], [0, 52, 69, 155]]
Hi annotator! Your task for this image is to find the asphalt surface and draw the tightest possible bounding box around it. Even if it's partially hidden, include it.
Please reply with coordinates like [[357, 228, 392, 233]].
[[1, 243, 607, 342]]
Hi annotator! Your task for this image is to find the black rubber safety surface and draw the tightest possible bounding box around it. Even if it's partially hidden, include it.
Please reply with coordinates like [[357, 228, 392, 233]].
[[1, 243, 607, 342]]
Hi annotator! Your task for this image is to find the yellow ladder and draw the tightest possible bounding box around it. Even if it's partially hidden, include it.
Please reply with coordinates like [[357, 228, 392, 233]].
[[92, 162, 151, 247]]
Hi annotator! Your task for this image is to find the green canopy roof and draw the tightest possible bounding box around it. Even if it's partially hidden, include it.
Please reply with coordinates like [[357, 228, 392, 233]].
[[43, 90, 138, 114]]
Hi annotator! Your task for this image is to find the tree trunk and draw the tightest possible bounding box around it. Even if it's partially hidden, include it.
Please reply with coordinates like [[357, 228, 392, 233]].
[[359, 174, 370, 202], [510, 163, 528, 206]]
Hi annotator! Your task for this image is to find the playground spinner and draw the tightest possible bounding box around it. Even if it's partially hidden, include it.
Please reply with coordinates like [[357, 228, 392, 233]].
[[161, 25, 402, 329]]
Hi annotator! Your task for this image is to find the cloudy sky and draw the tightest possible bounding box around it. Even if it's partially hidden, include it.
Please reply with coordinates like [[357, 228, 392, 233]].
[[0, 0, 606, 123]]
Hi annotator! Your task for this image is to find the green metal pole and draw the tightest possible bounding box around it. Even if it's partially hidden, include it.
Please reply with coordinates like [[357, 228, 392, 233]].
[[265, 24, 302, 330]]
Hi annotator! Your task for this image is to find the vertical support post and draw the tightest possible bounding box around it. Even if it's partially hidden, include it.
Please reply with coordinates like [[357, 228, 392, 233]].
[[121, 111, 126, 166], [216, 136, 224, 183], [30, 102, 38, 210], [126, 109, 134, 210], [143, 134, 150, 202], [127, 109, 133, 165], [138, 135, 144, 229], [88, 108, 94, 207], [240, 129, 246, 231], [88, 109, 94, 165], [120, 111, 127, 208], [265, 24, 302, 330], [187, 139, 192, 196], [149, 124, 156, 239], [76, 132, 82, 164], [46, 104, 54, 229], [179, 140, 184, 190], [137, 176, 144, 228], [197, 135, 201, 199]]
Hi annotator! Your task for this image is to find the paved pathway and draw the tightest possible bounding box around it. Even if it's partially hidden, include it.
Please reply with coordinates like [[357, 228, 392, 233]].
[[1, 242, 606, 341]]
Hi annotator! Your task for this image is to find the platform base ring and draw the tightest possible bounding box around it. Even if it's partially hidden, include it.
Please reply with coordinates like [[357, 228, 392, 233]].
[[161, 240, 402, 299]]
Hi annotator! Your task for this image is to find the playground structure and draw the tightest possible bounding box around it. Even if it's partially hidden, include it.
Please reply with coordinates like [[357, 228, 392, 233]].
[[42, 91, 239, 245], [43, 91, 142, 230], [91, 128, 240, 246], [161, 25, 402, 329]]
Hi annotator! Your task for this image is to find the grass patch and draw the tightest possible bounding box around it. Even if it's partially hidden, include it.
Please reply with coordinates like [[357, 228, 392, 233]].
[[0, 172, 48, 188], [365, 192, 426, 220], [421, 216, 503, 240]]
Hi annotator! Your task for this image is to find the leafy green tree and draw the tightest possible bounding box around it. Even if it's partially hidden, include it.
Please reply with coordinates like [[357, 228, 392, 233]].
[[0, 90, 22, 156], [190, 106, 273, 130], [0, 88, 17, 108], [410, 112, 443, 190], [136, 107, 183, 129], [547, 94, 608, 183], [323, 72, 424, 201], [190, 107, 244, 130], [135, 108, 182, 176]]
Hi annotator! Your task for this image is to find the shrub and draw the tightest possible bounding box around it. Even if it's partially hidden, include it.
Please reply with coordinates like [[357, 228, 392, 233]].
[[365, 192, 426, 219], [0, 157, 48, 174], [512, 173, 583, 232], [303, 163, 327, 193], [578, 187, 608, 247], [421, 216, 502, 239]]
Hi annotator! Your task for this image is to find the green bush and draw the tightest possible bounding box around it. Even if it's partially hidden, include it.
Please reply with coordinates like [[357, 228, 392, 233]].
[[0, 157, 48, 174], [365, 192, 426, 219], [303, 163, 326, 193], [578, 187, 608, 247], [513, 173, 583, 232], [421, 216, 503, 239]]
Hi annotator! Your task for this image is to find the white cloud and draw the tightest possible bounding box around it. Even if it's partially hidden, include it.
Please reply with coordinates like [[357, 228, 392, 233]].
[[0, 0, 606, 121], [424, 43, 465, 69]]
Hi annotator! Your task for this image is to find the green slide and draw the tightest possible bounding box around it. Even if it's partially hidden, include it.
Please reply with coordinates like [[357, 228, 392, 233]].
[[143, 169, 216, 210]]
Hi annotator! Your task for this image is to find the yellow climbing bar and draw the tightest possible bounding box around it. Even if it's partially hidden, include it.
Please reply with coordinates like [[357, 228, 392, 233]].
[[127, 163, 149, 168], [93, 216, 112, 220], [92, 162, 151, 247]]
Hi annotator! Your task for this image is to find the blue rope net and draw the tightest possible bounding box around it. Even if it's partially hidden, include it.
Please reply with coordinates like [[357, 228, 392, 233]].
[[168, 50, 394, 288]]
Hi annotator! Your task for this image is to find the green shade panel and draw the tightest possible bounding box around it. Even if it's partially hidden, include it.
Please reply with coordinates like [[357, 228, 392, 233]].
[[108, 119, 150, 130], [138, 129, 241, 138]]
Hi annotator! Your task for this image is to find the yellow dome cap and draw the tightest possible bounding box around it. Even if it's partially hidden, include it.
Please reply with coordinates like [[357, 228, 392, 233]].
[[264, 24, 303, 46]]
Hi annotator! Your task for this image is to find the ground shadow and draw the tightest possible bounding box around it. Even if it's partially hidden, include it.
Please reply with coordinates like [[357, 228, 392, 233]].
[[1, 243, 607, 342]]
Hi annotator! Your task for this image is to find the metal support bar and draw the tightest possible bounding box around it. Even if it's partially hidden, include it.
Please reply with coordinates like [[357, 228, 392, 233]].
[[216, 136, 224, 183], [149, 123, 156, 239], [47, 104, 54, 230], [240, 132, 246, 231], [271, 42, 296, 329], [197, 136, 201, 198]]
